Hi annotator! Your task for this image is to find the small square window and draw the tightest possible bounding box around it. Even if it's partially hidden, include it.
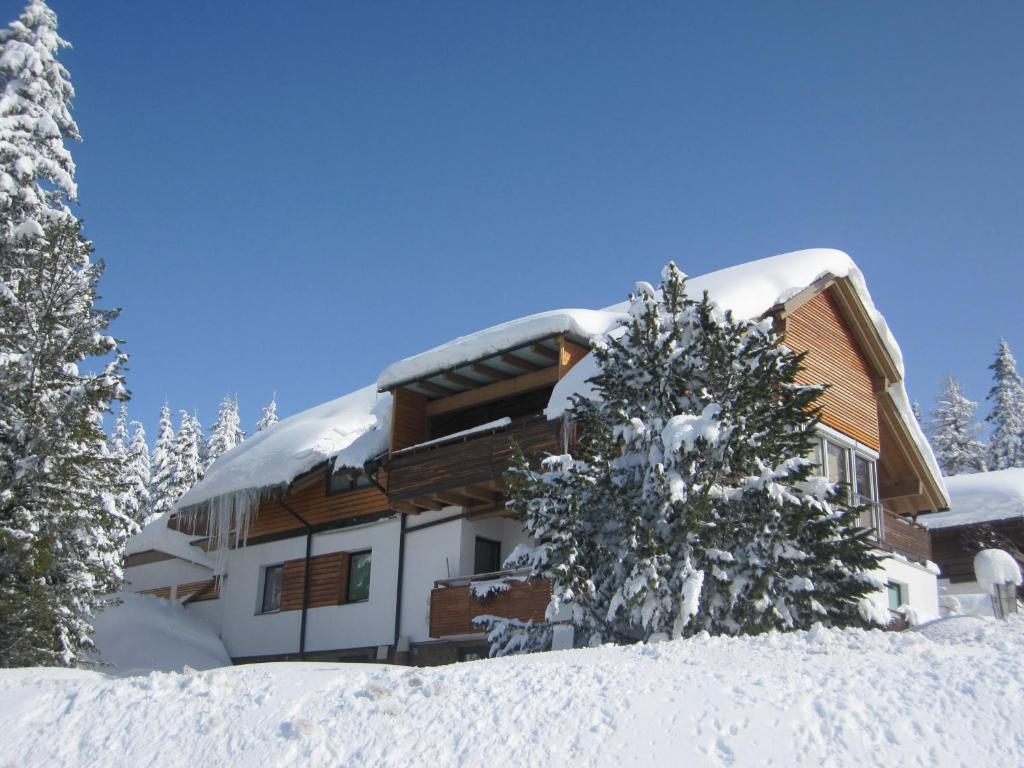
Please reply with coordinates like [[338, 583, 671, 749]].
[[887, 581, 905, 611], [328, 469, 371, 495], [261, 564, 283, 613], [347, 551, 371, 603], [474, 537, 502, 575]]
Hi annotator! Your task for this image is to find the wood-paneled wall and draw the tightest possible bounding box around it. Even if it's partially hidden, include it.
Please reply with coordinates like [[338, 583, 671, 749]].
[[280, 552, 350, 612], [429, 579, 552, 637], [390, 388, 428, 452], [785, 290, 881, 450]]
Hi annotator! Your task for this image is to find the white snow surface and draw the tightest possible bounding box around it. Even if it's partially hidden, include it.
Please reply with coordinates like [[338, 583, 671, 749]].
[[376, 309, 624, 390], [174, 385, 392, 511], [5, 618, 1024, 767], [546, 248, 946, 506], [973, 549, 1023, 592], [125, 512, 215, 569], [393, 417, 512, 455], [83, 592, 230, 677], [919, 468, 1024, 529]]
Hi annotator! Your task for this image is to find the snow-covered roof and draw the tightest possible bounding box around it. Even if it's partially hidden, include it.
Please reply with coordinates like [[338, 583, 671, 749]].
[[125, 513, 216, 569], [919, 469, 1024, 530], [376, 309, 624, 391], [547, 249, 946, 507], [173, 384, 391, 512]]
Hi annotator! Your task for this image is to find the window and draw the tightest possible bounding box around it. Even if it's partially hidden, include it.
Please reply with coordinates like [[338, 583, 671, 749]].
[[824, 440, 849, 486], [474, 537, 502, 575], [887, 581, 905, 611], [347, 550, 372, 602], [260, 564, 283, 613], [854, 455, 877, 506], [328, 468, 371, 495]]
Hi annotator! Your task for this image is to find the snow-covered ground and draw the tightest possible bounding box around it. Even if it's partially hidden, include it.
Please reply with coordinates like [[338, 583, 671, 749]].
[[2, 617, 1022, 767]]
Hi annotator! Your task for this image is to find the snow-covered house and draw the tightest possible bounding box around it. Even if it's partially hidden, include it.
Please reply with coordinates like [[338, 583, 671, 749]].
[[920, 468, 1024, 597], [126, 248, 949, 664]]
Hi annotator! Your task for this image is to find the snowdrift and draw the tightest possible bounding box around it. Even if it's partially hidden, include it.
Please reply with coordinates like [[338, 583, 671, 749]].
[[3, 617, 1022, 767]]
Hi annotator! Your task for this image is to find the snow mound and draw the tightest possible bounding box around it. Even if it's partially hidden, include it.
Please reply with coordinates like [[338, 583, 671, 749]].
[[909, 614, 990, 642], [974, 549, 1023, 592], [84, 592, 230, 676], [174, 385, 391, 511], [5, 619, 1024, 767], [125, 513, 215, 568], [377, 309, 623, 390], [919, 468, 1024, 529]]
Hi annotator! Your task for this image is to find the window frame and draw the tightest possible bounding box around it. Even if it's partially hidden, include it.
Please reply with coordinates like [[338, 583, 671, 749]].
[[326, 467, 372, 496], [346, 549, 372, 603], [473, 536, 503, 576], [887, 581, 906, 611], [258, 563, 284, 614]]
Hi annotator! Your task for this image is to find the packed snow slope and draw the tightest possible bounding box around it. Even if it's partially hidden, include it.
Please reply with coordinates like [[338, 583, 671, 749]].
[[3, 617, 1022, 767]]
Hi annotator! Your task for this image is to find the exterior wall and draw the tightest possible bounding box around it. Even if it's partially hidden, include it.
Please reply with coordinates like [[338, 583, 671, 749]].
[[218, 516, 401, 660], [458, 516, 531, 577], [865, 555, 940, 622], [246, 473, 389, 540], [124, 557, 214, 598], [400, 510, 467, 645]]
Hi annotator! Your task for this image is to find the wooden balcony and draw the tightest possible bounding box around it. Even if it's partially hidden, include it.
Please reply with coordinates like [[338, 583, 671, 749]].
[[386, 415, 559, 513], [429, 570, 552, 638], [878, 506, 932, 563]]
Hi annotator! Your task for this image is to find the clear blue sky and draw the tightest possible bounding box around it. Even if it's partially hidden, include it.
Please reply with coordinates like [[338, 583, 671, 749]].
[[14, 1, 1024, 438]]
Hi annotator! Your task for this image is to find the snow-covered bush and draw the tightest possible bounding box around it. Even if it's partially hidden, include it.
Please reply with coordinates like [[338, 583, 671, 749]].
[[496, 262, 882, 653]]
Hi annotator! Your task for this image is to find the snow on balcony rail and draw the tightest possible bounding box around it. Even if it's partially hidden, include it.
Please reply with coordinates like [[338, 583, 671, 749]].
[[392, 417, 512, 456], [433, 567, 534, 590]]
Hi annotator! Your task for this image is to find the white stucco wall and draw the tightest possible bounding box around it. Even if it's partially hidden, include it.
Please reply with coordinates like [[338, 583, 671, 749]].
[[400, 510, 466, 644], [865, 555, 940, 622]]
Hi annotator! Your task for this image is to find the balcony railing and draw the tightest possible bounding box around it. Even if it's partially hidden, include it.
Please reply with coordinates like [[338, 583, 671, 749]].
[[858, 502, 931, 563], [429, 568, 552, 638]]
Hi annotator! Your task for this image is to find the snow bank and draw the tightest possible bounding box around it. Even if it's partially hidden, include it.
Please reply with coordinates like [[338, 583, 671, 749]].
[[377, 309, 623, 390], [974, 549, 1023, 592], [174, 385, 392, 511], [83, 592, 230, 676], [126, 513, 216, 569], [547, 249, 946, 506], [5, 618, 1023, 767], [920, 468, 1024, 529]]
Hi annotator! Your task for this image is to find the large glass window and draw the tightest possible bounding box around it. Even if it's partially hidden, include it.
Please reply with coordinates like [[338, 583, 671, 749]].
[[824, 441, 849, 486], [347, 551, 372, 603], [854, 455, 877, 506], [260, 564, 283, 613], [474, 537, 502, 575]]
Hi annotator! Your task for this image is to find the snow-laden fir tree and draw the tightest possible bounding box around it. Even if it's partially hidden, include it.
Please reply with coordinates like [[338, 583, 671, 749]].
[[148, 403, 176, 519], [484, 264, 881, 655], [931, 376, 987, 476], [0, 219, 132, 667], [126, 420, 151, 526], [985, 340, 1024, 471], [206, 394, 244, 468], [174, 411, 204, 497], [0, 0, 78, 241], [256, 392, 278, 431]]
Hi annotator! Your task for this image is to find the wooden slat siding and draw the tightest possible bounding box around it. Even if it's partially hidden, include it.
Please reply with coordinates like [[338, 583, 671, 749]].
[[138, 586, 171, 599], [243, 468, 389, 540], [785, 290, 881, 451], [176, 579, 220, 602], [390, 388, 428, 452], [280, 552, 350, 612], [880, 508, 931, 562], [429, 579, 552, 637], [388, 417, 559, 501]]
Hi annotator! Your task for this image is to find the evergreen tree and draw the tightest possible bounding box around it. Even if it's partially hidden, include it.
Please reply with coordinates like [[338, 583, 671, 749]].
[[126, 421, 151, 526], [256, 392, 278, 431], [0, 0, 78, 241], [206, 394, 243, 468], [488, 264, 880, 654], [930, 376, 987, 476], [0, 219, 131, 666], [148, 403, 176, 519], [174, 411, 204, 494], [985, 340, 1024, 470]]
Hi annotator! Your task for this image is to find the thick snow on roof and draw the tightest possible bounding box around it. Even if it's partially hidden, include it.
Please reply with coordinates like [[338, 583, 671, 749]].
[[377, 309, 624, 390], [546, 249, 946, 507], [920, 469, 1024, 530], [174, 385, 392, 511], [125, 513, 215, 569]]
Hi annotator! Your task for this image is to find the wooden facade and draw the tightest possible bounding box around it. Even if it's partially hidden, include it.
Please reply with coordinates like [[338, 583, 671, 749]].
[[429, 577, 552, 638], [280, 551, 351, 612]]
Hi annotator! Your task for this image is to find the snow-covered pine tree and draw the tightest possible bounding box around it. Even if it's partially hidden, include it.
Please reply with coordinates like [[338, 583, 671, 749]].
[[256, 392, 278, 431], [174, 411, 204, 496], [148, 403, 176, 519], [0, 218, 131, 667], [205, 394, 243, 468], [931, 376, 987, 476], [0, 0, 78, 242], [126, 421, 151, 526], [985, 340, 1024, 470], [491, 263, 881, 655]]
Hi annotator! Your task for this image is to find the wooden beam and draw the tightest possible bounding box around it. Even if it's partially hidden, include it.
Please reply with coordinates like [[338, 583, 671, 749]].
[[880, 478, 923, 501], [558, 337, 591, 379], [391, 499, 421, 514], [426, 366, 559, 417], [415, 380, 456, 398], [532, 343, 559, 362], [433, 491, 478, 508], [501, 353, 543, 373], [462, 485, 500, 503], [410, 497, 444, 512], [472, 362, 513, 381], [443, 371, 478, 389]]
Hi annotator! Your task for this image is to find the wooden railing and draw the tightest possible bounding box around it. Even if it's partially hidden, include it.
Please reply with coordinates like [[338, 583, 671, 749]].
[[878, 505, 932, 562], [429, 569, 552, 638], [387, 415, 559, 502]]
